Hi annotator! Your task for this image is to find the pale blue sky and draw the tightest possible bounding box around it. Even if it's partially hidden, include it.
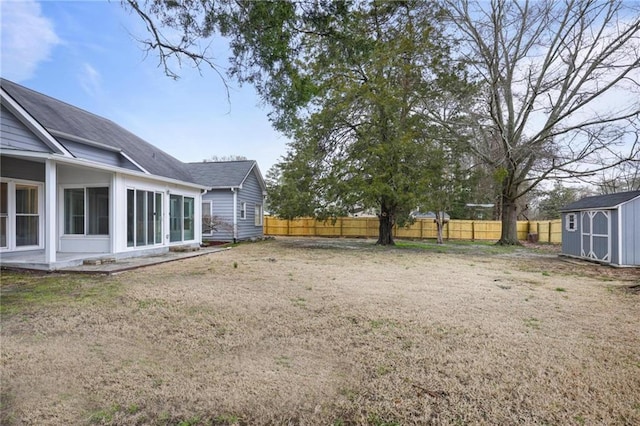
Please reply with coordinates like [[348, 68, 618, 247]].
[[0, 0, 288, 173]]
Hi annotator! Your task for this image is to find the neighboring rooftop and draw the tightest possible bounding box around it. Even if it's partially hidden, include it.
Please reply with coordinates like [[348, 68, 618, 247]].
[[187, 160, 257, 188], [560, 190, 640, 211], [1, 78, 195, 183]]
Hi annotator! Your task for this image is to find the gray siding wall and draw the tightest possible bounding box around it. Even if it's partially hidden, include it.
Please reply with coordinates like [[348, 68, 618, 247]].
[[621, 197, 640, 266], [0, 105, 51, 153], [236, 170, 264, 240], [203, 190, 234, 241], [561, 212, 581, 257], [591, 211, 610, 261], [1, 156, 45, 181], [610, 211, 619, 265], [58, 138, 140, 171]]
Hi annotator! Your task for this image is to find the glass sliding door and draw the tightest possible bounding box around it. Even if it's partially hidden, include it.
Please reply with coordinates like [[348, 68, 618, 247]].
[[169, 195, 182, 242], [127, 189, 163, 248], [183, 197, 194, 241], [127, 189, 135, 247], [155, 193, 163, 244]]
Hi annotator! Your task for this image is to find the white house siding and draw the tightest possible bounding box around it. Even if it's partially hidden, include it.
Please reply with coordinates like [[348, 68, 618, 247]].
[[0, 105, 50, 153], [236, 170, 265, 240], [621, 197, 640, 266], [202, 190, 234, 241]]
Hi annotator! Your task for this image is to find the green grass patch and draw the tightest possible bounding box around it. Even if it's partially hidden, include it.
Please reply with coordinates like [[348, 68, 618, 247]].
[[0, 271, 121, 316]]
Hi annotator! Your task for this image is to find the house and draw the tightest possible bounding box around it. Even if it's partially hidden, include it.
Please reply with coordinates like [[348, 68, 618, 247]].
[[1, 78, 206, 270], [188, 160, 266, 242], [559, 190, 640, 267]]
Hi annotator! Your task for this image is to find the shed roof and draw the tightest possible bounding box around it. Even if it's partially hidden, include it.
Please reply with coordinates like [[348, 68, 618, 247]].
[[188, 160, 265, 190], [1, 78, 195, 183], [559, 190, 640, 211]]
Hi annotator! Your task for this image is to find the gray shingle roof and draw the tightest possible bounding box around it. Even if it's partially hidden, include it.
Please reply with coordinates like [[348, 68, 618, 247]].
[[559, 190, 640, 211], [187, 160, 258, 188], [1, 78, 195, 183]]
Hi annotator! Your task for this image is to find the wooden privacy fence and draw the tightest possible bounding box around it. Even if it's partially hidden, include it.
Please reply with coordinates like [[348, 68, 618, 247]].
[[264, 217, 563, 243]]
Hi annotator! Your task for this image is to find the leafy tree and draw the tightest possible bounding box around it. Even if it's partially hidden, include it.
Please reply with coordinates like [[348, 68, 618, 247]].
[[438, 0, 640, 244], [203, 155, 248, 162], [263, 2, 471, 245], [535, 183, 582, 220], [125, 0, 472, 245]]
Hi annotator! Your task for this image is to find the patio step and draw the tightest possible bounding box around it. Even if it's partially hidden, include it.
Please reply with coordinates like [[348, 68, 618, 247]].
[[83, 257, 116, 265]]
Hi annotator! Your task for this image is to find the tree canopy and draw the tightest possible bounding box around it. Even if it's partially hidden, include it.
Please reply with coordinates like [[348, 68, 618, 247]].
[[125, 0, 640, 245]]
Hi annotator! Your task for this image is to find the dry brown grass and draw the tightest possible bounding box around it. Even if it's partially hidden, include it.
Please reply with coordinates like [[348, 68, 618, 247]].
[[1, 237, 639, 425]]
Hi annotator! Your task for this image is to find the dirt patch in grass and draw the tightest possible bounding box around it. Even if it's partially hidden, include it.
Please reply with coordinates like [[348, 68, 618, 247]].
[[1, 237, 639, 425]]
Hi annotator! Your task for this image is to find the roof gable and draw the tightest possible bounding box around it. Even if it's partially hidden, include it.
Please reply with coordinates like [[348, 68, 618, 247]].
[[187, 160, 266, 191], [560, 190, 640, 211], [0, 78, 195, 183]]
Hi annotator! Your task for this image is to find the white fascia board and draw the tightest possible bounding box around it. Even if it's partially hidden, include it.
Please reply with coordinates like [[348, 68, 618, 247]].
[[1, 88, 73, 157], [48, 129, 122, 152], [239, 161, 267, 193], [119, 151, 150, 174], [3, 149, 208, 190]]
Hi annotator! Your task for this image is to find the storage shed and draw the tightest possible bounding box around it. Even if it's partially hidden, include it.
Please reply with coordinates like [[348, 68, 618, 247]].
[[559, 190, 640, 267]]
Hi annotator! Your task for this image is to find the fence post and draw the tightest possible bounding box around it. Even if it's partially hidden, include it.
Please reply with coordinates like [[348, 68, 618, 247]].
[[287, 219, 290, 236], [471, 221, 475, 241], [420, 219, 424, 239]]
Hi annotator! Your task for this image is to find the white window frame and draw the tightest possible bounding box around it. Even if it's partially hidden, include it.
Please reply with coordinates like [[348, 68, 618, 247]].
[[202, 200, 213, 236], [566, 213, 577, 232], [0, 178, 44, 252], [254, 204, 263, 226], [240, 202, 247, 220], [127, 188, 164, 248], [62, 186, 110, 236]]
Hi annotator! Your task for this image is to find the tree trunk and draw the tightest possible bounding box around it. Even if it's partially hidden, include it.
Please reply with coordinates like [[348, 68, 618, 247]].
[[377, 201, 395, 245], [435, 212, 444, 244], [498, 194, 520, 245]]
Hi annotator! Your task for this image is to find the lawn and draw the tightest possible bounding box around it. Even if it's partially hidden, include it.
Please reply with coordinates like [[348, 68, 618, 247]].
[[1, 238, 639, 425]]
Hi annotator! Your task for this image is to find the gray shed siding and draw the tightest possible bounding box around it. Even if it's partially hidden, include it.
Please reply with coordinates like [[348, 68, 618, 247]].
[[202, 190, 234, 241], [561, 212, 581, 257], [610, 211, 619, 265], [0, 106, 50, 153], [621, 197, 640, 266], [236, 170, 264, 240], [1, 157, 45, 181]]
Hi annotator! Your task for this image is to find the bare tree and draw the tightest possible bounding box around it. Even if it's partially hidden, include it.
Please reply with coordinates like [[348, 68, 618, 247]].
[[202, 214, 233, 236], [441, 0, 640, 244]]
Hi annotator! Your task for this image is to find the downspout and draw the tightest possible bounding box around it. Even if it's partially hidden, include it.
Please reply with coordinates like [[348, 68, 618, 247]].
[[232, 188, 238, 243]]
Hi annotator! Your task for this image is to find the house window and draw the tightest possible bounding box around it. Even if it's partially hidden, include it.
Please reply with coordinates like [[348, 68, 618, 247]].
[[202, 200, 212, 235], [1, 182, 8, 248], [240, 202, 246, 220], [254, 204, 263, 226], [15, 184, 40, 246], [1, 180, 43, 250], [127, 189, 162, 247], [566, 213, 576, 232], [64, 187, 109, 235]]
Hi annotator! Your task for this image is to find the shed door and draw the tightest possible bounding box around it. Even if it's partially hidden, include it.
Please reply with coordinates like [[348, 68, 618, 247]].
[[580, 210, 610, 262]]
